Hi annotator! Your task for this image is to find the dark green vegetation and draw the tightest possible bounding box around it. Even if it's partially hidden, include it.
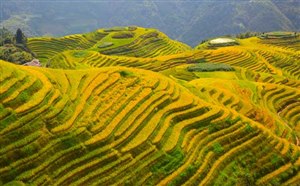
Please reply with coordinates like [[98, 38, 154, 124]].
[[0, 28, 34, 64], [260, 31, 299, 39], [111, 31, 135, 39], [1, 0, 299, 46], [187, 63, 234, 72], [236, 32, 262, 39]]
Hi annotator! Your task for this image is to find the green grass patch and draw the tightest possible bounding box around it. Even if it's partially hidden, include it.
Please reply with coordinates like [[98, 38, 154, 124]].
[[187, 63, 234, 72], [93, 36, 134, 51], [151, 149, 185, 176], [97, 42, 114, 48], [111, 31, 135, 39], [72, 51, 88, 58], [169, 164, 197, 186], [60, 135, 80, 149], [194, 58, 206, 63], [245, 123, 254, 133], [212, 142, 224, 154], [0, 112, 18, 130], [3, 181, 26, 186]]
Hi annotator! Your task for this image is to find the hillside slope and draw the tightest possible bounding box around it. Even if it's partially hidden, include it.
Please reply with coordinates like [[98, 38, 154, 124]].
[[25, 29, 300, 143], [1, 28, 300, 185], [27, 27, 191, 64], [1, 60, 300, 185]]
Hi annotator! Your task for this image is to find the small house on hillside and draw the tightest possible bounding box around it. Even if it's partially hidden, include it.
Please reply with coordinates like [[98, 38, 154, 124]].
[[23, 59, 42, 67]]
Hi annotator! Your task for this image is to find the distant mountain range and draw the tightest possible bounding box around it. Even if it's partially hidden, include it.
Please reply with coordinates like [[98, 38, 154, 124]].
[[1, 0, 299, 46]]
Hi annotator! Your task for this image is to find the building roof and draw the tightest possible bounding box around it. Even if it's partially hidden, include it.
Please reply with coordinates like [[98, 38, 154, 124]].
[[23, 59, 42, 67]]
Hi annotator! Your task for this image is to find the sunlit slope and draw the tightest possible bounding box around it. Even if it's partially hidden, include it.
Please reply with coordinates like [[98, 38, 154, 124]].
[[48, 50, 201, 71], [46, 35, 299, 81], [259, 32, 300, 51], [28, 27, 191, 65], [1, 60, 300, 185], [27, 31, 107, 64], [162, 62, 300, 141], [193, 36, 300, 80], [163, 35, 300, 143]]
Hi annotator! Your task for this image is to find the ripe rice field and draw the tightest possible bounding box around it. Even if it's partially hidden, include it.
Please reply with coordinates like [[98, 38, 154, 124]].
[[1, 28, 300, 185]]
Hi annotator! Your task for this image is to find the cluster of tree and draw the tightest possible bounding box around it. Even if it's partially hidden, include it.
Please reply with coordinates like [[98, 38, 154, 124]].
[[0, 28, 14, 45], [0, 28, 34, 64], [235, 32, 261, 39], [200, 39, 208, 44], [0, 28, 28, 45]]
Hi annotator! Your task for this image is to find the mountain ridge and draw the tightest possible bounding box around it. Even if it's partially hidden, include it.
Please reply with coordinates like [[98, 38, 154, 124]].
[[1, 0, 299, 46]]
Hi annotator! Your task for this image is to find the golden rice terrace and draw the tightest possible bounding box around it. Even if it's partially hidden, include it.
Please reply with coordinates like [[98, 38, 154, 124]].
[[1, 27, 300, 185]]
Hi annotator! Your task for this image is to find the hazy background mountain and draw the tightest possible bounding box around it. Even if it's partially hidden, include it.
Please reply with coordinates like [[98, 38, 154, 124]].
[[1, 0, 299, 46]]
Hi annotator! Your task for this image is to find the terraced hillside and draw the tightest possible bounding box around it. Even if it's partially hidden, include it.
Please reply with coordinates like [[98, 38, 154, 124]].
[[41, 33, 299, 79], [1, 60, 300, 185], [28, 26, 191, 65], [1, 29, 300, 185]]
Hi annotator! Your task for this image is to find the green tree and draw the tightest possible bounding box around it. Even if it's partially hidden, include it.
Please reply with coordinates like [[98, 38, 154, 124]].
[[0, 27, 14, 46], [15, 28, 26, 45]]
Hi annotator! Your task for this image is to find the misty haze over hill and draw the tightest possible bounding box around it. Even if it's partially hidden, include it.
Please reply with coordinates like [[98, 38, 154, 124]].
[[1, 0, 299, 46]]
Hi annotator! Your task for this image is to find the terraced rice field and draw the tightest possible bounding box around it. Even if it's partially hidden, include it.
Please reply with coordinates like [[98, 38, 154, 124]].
[[1, 28, 300, 185], [28, 27, 191, 66]]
